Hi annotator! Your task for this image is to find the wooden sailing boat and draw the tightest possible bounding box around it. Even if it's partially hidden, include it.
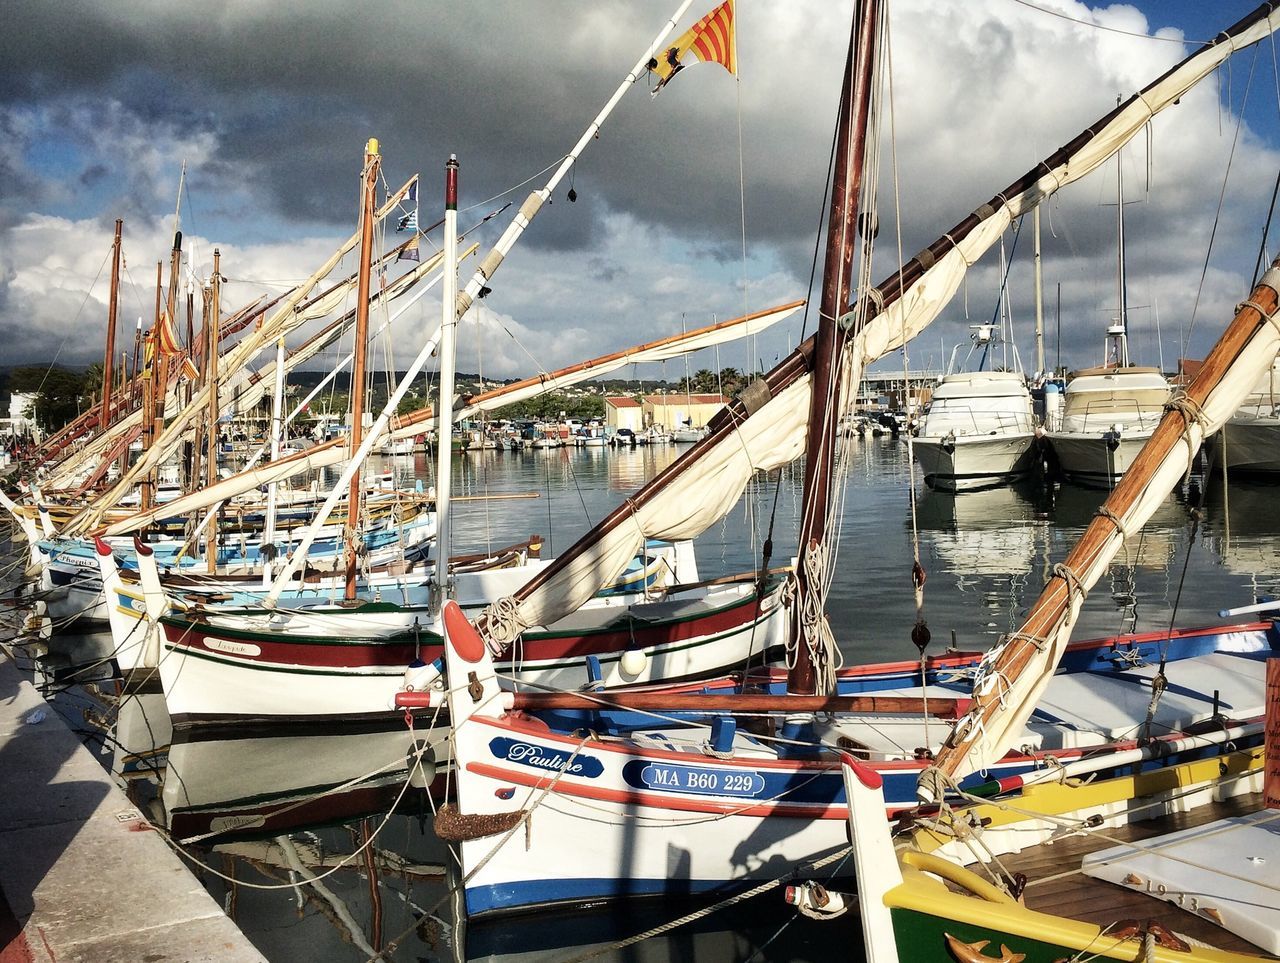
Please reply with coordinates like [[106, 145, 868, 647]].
[[141, 151, 787, 725], [831, 253, 1280, 961], [408, 0, 1280, 920]]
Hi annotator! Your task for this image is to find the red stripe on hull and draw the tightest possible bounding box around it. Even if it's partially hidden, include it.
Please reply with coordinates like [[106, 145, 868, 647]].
[[163, 594, 767, 670], [466, 761, 849, 820]]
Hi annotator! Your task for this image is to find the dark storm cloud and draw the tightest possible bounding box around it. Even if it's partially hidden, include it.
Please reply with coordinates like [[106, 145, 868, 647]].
[[3, 0, 1278, 372]]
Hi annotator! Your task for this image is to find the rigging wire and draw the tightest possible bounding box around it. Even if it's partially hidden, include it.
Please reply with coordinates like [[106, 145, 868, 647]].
[[1184, 42, 1260, 355], [31, 242, 114, 395], [1004, 0, 1203, 46]]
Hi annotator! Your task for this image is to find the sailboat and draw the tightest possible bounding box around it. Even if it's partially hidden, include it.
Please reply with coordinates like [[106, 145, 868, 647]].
[[1046, 148, 1171, 487], [824, 250, 1280, 961], [128, 148, 791, 725], [912, 324, 1037, 491], [402, 0, 1280, 921]]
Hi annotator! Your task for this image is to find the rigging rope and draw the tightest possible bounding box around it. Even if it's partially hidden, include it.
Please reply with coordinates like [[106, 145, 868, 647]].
[[1184, 42, 1260, 356]]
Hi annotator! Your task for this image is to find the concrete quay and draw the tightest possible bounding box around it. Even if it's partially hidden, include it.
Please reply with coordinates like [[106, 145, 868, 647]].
[[0, 653, 265, 963]]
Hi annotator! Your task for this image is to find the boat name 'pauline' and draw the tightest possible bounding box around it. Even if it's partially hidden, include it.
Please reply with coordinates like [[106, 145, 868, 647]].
[[491, 738, 604, 778]]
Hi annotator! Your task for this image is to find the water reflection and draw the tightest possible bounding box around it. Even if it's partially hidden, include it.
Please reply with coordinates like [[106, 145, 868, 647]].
[[1203, 478, 1280, 596], [21, 442, 1280, 961], [94, 688, 854, 963]]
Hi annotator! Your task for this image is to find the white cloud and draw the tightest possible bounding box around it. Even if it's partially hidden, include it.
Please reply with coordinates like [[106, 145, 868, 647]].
[[3, 1, 1278, 382]]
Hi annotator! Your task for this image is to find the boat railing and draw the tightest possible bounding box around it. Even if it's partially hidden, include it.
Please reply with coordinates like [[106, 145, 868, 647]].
[[922, 406, 1033, 437], [1067, 397, 1162, 432]]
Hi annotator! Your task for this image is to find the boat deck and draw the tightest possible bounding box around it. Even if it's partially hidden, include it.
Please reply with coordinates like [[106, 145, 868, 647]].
[[1008, 792, 1266, 954]]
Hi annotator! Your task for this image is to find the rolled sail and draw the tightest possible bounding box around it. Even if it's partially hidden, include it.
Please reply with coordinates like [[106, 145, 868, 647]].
[[921, 261, 1280, 797]]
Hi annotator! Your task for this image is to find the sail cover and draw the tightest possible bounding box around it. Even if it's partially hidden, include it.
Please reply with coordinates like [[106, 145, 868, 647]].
[[920, 263, 1280, 795], [473, 2, 1280, 652], [387, 300, 804, 441], [65, 177, 419, 535], [96, 437, 349, 537]]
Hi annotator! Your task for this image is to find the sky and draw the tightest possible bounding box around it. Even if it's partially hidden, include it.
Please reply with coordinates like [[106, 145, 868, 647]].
[[3, 0, 1280, 385]]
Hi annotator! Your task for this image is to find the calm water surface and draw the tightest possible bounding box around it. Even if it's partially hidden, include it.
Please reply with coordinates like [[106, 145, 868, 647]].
[[21, 437, 1280, 961]]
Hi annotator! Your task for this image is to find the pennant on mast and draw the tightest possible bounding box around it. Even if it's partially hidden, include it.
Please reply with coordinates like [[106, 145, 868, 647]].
[[649, 0, 736, 92]]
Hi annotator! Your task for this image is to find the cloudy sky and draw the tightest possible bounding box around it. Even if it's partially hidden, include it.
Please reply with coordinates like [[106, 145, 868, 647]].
[[3, 0, 1279, 384]]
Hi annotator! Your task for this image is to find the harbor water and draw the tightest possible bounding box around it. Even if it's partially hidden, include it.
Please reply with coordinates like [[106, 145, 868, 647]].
[[17, 435, 1280, 961]]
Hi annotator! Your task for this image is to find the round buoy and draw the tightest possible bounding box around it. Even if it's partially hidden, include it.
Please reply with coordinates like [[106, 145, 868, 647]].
[[620, 649, 647, 679]]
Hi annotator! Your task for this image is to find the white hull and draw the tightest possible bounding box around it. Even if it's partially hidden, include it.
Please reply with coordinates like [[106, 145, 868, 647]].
[[913, 433, 1036, 491], [158, 583, 786, 722], [1216, 417, 1280, 473], [454, 713, 849, 916], [1047, 429, 1154, 486]]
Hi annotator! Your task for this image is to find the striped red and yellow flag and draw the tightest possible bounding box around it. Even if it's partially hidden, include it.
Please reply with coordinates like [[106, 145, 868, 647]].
[[155, 309, 184, 356], [650, 0, 735, 92]]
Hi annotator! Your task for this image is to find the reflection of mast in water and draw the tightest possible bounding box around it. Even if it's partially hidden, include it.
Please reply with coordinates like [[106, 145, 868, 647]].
[[912, 483, 1044, 635], [160, 724, 447, 960], [1201, 479, 1280, 597], [1048, 481, 1185, 571]]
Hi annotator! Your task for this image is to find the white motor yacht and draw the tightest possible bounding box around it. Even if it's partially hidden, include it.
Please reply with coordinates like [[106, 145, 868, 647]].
[[1047, 351, 1169, 486], [913, 324, 1037, 491], [913, 370, 1037, 490], [1214, 352, 1280, 473]]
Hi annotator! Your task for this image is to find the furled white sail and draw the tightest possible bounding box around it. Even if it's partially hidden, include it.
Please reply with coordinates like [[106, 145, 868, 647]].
[[479, 373, 811, 649], [65, 178, 419, 535], [920, 264, 1280, 796], [474, 3, 1280, 652], [387, 300, 804, 441], [96, 437, 348, 537]]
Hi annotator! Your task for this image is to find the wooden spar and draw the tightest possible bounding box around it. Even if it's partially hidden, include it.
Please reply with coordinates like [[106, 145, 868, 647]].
[[789, 0, 879, 696], [67, 176, 419, 537], [140, 261, 163, 515], [100, 219, 123, 429], [397, 689, 966, 717], [929, 255, 1280, 786], [389, 299, 807, 436], [205, 250, 221, 575], [344, 138, 381, 601]]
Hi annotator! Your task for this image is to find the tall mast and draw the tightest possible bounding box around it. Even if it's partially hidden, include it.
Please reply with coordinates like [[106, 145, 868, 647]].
[[434, 154, 460, 615], [262, 333, 286, 587], [344, 138, 381, 600], [205, 250, 221, 575], [1116, 144, 1129, 366], [788, 0, 879, 696], [140, 261, 163, 514], [100, 219, 123, 429], [1033, 206, 1045, 375], [156, 232, 182, 445]]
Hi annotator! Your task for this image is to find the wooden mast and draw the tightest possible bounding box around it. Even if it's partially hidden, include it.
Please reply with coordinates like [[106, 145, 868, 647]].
[[100, 218, 123, 430], [140, 261, 163, 514], [344, 138, 381, 600], [788, 0, 879, 696], [204, 249, 221, 575]]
